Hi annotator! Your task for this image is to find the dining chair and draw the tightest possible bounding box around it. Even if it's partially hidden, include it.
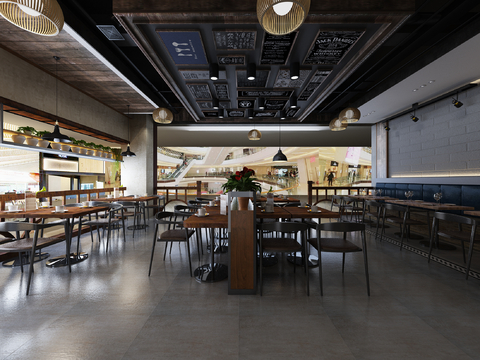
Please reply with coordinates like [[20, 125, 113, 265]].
[[144, 194, 165, 218], [81, 202, 126, 250], [342, 196, 363, 223], [0, 221, 67, 295], [174, 204, 203, 256], [114, 201, 145, 238], [362, 200, 383, 240], [428, 212, 478, 279], [381, 203, 429, 250], [330, 195, 345, 220], [308, 222, 370, 296], [258, 221, 310, 295], [148, 211, 196, 276]]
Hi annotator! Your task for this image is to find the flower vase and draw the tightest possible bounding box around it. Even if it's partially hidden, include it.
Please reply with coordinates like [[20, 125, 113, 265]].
[[238, 197, 249, 211]]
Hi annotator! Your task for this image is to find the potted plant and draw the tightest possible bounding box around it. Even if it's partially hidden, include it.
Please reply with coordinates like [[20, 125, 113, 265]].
[[104, 146, 113, 158], [221, 167, 261, 210], [17, 126, 36, 136], [76, 139, 88, 155], [93, 143, 103, 157], [69, 137, 81, 153], [85, 142, 96, 156], [35, 130, 50, 148]]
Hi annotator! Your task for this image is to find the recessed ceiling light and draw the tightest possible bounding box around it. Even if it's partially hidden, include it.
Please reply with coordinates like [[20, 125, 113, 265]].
[[429, 80, 435, 83], [413, 89, 418, 92], [421, 84, 426, 88]]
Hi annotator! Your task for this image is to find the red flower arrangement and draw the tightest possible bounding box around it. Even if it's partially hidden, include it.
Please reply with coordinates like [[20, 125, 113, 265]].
[[222, 166, 261, 193]]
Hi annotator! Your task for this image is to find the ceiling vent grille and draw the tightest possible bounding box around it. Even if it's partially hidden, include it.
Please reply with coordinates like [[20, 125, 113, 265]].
[[96, 25, 124, 41]]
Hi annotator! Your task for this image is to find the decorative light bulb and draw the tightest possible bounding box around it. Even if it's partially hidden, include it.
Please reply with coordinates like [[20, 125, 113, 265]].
[[18, 4, 42, 16], [273, 1, 293, 16]]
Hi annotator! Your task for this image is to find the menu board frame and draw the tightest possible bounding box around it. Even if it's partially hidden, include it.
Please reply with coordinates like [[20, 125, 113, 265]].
[[179, 69, 227, 81], [227, 109, 246, 117], [214, 83, 230, 100], [197, 101, 231, 109], [260, 32, 298, 65], [213, 30, 257, 51], [273, 69, 312, 88], [186, 83, 212, 100], [297, 70, 331, 101], [217, 54, 246, 65], [156, 29, 209, 65], [303, 29, 364, 65], [265, 99, 288, 111], [237, 89, 294, 98], [254, 111, 278, 118]]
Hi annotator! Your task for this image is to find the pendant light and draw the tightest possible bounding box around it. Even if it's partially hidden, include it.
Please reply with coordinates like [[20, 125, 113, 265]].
[[0, 0, 64, 36], [273, 119, 287, 162], [152, 107, 173, 124], [248, 110, 261, 140], [209, 63, 219, 81], [121, 105, 136, 157], [257, 0, 310, 36], [42, 56, 71, 143], [339, 107, 361, 124], [329, 117, 347, 131]]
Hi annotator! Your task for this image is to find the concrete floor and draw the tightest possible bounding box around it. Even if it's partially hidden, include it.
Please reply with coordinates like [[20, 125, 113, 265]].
[[1, 211, 480, 360]]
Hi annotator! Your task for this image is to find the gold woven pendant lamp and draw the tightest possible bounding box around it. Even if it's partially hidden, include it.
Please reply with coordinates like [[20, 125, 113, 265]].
[[153, 107, 174, 124], [340, 107, 361, 124], [329, 117, 347, 132], [257, 0, 310, 35], [0, 0, 64, 36], [248, 129, 262, 140]]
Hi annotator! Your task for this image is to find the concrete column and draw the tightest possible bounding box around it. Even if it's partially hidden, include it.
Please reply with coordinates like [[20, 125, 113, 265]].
[[121, 115, 154, 195]]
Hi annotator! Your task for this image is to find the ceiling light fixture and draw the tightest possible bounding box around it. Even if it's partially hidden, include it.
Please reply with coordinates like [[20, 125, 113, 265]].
[[290, 62, 299, 80], [273, 119, 287, 162], [247, 62, 256, 81], [0, 0, 64, 36], [289, 95, 297, 109], [42, 56, 71, 143], [329, 117, 347, 132], [248, 111, 261, 141], [152, 107, 174, 124], [257, 97, 265, 110], [247, 109, 254, 119], [209, 63, 219, 81], [339, 107, 361, 124], [384, 123, 390, 131], [410, 102, 419, 122], [121, 105, 136, 157], [410, 114, 419, 122], [452, 95, 463, 108], [257, 0, 310, 35], [279, 110, 286, 120], [212, 98, 219, 110]]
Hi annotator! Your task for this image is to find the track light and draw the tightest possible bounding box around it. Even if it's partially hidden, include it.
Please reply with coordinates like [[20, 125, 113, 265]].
[[411, 114, 419, 122], [247, 63, 256, 80], [452, 98, 463, 108], [290, 62, 299, 80], [279, 110, 286, 120], [289, 96, 297, 109], [209, 63, 219, 81], [384, 124, 390, 131], [247, 109, 254, 119], [218, 108, 225, 119], [212, 98, 219, 109], [257, 97, 265, 110]]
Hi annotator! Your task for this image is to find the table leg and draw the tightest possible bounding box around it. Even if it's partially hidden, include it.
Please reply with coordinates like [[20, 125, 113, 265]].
[[46, 218, 88, 268], [194, 227, 228, 283]]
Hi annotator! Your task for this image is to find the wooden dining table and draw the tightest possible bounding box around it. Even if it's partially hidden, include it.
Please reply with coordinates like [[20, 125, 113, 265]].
[[0, 206, 109, 269], [183, 205, 340, 284]]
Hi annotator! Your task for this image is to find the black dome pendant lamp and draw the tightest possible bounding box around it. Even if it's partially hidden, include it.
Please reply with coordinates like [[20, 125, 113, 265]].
[[121, 105, 136, 157], [273, 119, 288, 162], [42, 56, 71, 143]]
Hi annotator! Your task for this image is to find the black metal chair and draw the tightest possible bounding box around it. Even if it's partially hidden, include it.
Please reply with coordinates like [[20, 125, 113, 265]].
[[308, 222, 370, 296], [428, 212, 478, 279], [258, 221, 310, 296], [342, 196, 363, 222], [114, 201, 145, 238], [330, 195, 345, 219], [0, 221, 67, 295], [381, 203, 429, 250], [144, 194, 165, 218], [149, 211, 196, 276], [362, 200, 383, 240], [81, 202, 126, 250]]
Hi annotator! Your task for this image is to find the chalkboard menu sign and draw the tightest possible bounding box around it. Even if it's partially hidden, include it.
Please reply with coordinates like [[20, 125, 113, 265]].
[[214, 83, 230, 100], [236, 70, 270, 88], [217, 55, 245, 65], [187, 83, 212, 100], [260, 32, 297, 65], [197, 101, 231, 109], [298, 70, 331, 101], [202, 111, 219, 117], [254, 111, 277, 117], [227, 110, 245, 117], [237, 99, 255, 109], [286, 108, 300, 117], [238, 89, 293, 98], [179, 69, 227, 80], [273, 69, 311, 88], [265, 99, 287, 111], [304, 30, 364, 65], [213, 30, 256, 50]]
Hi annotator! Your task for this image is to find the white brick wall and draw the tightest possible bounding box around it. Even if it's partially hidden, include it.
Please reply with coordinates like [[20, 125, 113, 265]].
[[375, 85, 480, 183]]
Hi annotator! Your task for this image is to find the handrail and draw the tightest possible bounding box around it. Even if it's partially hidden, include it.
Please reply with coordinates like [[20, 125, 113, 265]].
[[157, 181, 201, 205], [307, 181, 374, 205], [0, 187, 126, 210]]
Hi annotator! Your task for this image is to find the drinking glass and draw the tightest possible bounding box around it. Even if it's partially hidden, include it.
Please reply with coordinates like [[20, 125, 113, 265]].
[[433, 192, 442, 203]]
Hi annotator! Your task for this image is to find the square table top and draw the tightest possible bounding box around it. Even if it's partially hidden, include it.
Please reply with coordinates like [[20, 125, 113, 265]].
[[0, 206, 110, 219], [385, 199, 474, 211]]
